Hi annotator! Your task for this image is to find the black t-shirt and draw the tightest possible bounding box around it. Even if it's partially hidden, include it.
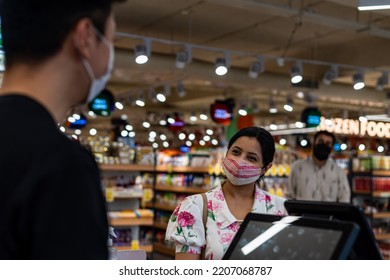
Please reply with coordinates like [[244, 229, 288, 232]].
[[0, 94, 108, 259]]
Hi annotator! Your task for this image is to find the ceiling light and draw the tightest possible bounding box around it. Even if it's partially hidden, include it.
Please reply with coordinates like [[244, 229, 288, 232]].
[[270, 123, 278, 130], [251, 99, 260, 113], [238, 105, 248, 116], [279, 138, 287, 145], [322, 65, 338, 85], [290, 61, 303, 84], [211, 139, 218, 146], [129, 131, 136, 137], [189, 133, 195, 140], [156, 92, 166, 102], [376, 71, 388, 91], [134, 44, 148, 64], [283, 96, 294, 112], [358, 0, 390, 11], [378, 145, 385, 153], [125, 124, 133, 131], [353, 70, 365, 90], [215, 56, 229, 76], [189, 112, 198, 122], [248, 56, 265, 78], [340, 143, 347, 151], [115, 101, 124, 110], [206, 129, 213, 135], [152, 143, 159, 149], [134, 39, 151, 64], [186, 141, 192, 146], [135, 99, 145, 107], [142, 121, 151, 128], [89, 128, 97, 136], [175, 45, 192, 69], [199, 111, 208, 120], [359, 144, 366, 151], [269, 98, 278, 113], [300, 139, 308, 147], [177, 82, 186, 97], [276, 57, 285, 67]]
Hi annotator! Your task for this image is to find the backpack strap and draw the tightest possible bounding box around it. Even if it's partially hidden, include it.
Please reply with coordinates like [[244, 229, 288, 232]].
[[200, 193, 207, 260]]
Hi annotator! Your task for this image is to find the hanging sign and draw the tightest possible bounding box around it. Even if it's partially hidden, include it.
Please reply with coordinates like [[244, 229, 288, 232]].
[[318, 116, 390, 138]]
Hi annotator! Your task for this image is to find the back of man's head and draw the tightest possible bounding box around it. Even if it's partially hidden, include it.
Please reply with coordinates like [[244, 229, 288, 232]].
[[0, 0, 118, 68]]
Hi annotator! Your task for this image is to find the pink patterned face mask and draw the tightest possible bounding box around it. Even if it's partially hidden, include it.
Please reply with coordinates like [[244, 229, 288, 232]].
[[222, 157, 262, 186]]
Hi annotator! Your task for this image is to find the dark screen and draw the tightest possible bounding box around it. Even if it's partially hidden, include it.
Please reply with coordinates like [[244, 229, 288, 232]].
[[228, 220, 343, 260]]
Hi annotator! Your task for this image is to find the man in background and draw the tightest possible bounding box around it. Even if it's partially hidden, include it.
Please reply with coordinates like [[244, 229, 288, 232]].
[[285, 131, 351, 203], [0, 0, 124, 259]]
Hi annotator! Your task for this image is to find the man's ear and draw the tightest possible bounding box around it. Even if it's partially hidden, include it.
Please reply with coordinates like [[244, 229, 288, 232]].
[[72, 18, 95, 60]]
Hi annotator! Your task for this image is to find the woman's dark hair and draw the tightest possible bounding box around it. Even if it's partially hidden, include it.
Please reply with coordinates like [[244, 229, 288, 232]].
[[227, 126, 276, 167]]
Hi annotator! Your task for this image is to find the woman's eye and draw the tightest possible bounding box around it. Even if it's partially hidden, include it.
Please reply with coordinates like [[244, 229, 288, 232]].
[[232, 150, 240, 155], [247, 157, 257, 162]]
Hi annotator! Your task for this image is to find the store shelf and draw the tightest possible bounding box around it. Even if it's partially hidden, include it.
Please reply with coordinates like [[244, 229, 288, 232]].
[[375, 233, 390, 241], [112, 190, 143, 199], [155, 184, 208, 194], [372, 212, 390, 219], [156, 166, 209, 173], [373, 170, 390, 176], [115, 244, 153, 253], [145, 202, 176, 212], [154, 222, 168, 230], [153, 242, 175, 257], [110, 217, 154, 227], [353, 190, 390, 197], [100, 164, 155, 172]]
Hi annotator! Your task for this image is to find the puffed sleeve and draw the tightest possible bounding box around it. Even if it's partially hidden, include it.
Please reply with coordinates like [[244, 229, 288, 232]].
[[165, 194, 205, 255]]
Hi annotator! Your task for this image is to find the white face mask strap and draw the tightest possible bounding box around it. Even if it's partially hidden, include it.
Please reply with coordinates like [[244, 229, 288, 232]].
[[73, 37, 96, 81]]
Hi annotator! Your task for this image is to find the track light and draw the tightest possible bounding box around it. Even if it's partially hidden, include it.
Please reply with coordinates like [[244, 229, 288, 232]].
[[322, 65, 338, 85], [248, 56, 265, 78], [177, 82, 186, 97], [353, 69, 365, 90], [238, 104, 248, 116], [269, 98, 278, 113], [251, 99, 260, 113], [135, 92, 145, 107], [290, 61, 303, 84], [134, 39, 151, 64], [215, 53, 229, 76], [156, 92, 166, 102], [358, 0, 390, 11], [175, 45, 192, 69], [283, 96, 294, 112], [376, 71, 388, 91]]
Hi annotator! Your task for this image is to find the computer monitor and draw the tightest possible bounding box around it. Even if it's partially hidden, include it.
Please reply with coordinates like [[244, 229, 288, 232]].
[[222, 213, 359, 260], [284, 200, 383, 260]]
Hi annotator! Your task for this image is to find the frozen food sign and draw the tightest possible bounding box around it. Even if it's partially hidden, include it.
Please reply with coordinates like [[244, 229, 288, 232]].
[[318, 116, 390, 138]]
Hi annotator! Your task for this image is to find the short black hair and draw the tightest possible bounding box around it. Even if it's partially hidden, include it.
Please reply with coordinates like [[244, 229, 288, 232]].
[[313, 130, 336, 146], [0, 0, 120, 67], [227, 126, 275, 167]]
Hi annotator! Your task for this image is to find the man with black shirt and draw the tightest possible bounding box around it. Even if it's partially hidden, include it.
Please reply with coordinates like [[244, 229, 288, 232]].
[[0, 0, 123, 259]]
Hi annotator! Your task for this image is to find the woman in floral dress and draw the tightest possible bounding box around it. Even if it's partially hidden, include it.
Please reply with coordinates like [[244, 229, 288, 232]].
[[165, 126, 288, 260]]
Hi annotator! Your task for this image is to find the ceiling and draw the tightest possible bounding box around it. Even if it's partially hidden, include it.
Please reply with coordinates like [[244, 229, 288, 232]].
[[86, 0, 390, 146]]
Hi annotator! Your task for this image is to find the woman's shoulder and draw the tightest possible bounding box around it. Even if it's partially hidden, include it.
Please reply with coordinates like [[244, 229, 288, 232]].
[[255, 186, 288, 215]]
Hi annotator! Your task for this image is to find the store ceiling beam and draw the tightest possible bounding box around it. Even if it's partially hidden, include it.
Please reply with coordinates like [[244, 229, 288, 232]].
[[206, 0, 390, 39]]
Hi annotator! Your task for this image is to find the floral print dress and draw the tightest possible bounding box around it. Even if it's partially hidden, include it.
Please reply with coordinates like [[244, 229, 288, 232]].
[[165, 183, 288, 260]]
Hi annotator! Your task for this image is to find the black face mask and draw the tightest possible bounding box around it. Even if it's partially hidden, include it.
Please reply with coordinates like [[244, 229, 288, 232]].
[[313, 143, 331, 161]]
